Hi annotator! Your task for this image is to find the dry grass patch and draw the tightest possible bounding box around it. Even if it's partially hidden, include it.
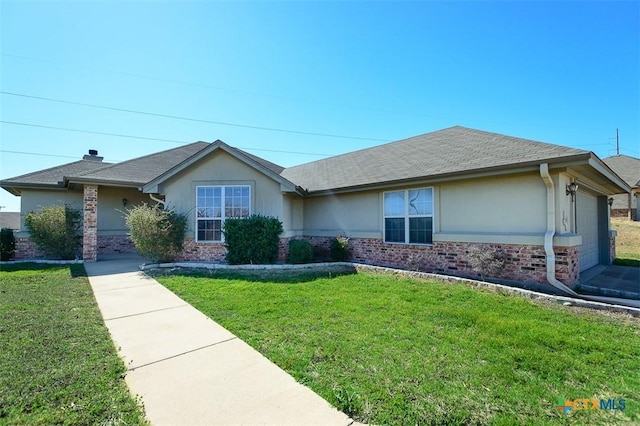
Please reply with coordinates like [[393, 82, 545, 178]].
[[612, 219, 640, 266]]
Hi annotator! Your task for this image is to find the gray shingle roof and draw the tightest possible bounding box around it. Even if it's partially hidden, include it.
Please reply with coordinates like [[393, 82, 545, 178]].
[[280, 126, 590, 192], [603, 154, 640, 188], [0, 212, 21, 230], [72, 142, 210, 185], [0, 159, 114, 187], [239, 149, 285, 175]]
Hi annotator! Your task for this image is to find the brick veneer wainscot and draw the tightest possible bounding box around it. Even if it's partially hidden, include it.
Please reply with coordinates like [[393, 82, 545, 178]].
[[305, 236, 580, 287]]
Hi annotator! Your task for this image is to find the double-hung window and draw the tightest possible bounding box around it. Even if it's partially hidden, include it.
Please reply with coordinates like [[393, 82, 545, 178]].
[[384, 188, 433, 244], [196, 185, 250, 242]]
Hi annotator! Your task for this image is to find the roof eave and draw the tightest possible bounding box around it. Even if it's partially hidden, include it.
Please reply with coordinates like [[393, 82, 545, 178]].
[[65, 177, 145, 188], [305, 153, 593, 196], [0, 182, 67, 196], [587, 156, 632, 193]]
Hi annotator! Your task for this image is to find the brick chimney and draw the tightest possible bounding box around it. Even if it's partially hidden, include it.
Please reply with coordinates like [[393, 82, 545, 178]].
[[83, 149, 104, 162]]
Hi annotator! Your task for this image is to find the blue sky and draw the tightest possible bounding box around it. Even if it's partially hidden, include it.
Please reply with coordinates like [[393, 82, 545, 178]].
[[1, 1, 638, 212]]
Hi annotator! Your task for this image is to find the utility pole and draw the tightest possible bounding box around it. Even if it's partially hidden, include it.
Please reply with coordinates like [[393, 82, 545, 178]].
[[616, 128, 619, 155]]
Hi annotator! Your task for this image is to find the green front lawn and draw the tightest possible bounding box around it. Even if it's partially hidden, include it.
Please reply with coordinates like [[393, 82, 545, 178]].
[[157, 271, 640, 425], [0, 264, 147, 425]]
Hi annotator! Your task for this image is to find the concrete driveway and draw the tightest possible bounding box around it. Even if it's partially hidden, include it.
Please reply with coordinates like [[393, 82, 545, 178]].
[[578, 264, 640, 301]]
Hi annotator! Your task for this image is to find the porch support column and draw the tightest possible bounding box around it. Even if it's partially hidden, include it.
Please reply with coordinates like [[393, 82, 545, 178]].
[[83, 184, 98, 262]]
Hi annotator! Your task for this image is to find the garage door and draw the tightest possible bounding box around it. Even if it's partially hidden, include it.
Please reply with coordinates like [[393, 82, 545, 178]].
[[577, 191, 599, 271]]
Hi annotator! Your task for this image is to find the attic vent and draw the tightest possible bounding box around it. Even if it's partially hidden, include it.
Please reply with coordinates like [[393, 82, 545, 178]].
[[83, 149, 104, 162]]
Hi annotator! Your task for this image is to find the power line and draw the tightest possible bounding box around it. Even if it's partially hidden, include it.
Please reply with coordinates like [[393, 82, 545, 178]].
[[0, 149, 83, 160], [0, 121, 336, 157], [0, 91, 392, 143], [1, 52, 447, 120], [1, 121, 190, 144]]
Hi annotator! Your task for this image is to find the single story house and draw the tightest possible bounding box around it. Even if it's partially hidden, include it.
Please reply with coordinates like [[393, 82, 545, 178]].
[[603, 154, 639, 221], [1, 126, 630, 293]]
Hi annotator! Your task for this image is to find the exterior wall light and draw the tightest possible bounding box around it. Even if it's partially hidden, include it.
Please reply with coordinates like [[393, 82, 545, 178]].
[[608, 197, 614, 207], [122, 198, 128, 208], [566, 182, 578, 201]]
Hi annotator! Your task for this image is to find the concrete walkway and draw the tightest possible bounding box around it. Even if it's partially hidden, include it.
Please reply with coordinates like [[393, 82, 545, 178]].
[[85, 256, 355, 426]]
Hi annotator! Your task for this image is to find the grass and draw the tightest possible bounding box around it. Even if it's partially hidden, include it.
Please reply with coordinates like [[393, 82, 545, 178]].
[[0, 263, 147, 425], [612, 219, 640, 267], [156, 270, 640, 425]]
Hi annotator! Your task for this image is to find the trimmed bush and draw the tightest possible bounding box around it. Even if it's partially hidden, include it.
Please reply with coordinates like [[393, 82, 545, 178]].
[[0, 228, 16, 261], [125, 203, 187, 263], [288, 239, 314, 264], [24, 205, 82, 260], [330, 235, 350, 262], [224, 215, 283, 265]]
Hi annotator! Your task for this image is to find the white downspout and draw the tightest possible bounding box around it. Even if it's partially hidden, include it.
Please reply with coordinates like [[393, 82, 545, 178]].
[[539, 164, 579, 296], [149, 193, 166, 208]]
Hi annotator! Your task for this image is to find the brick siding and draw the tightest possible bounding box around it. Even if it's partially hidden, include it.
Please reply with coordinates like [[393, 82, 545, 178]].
[[15, 236, 44, 260], [82, 185, 98, 262], [97, 234, 136, 254], [305, 236, 579, 288], [611, 208, 637, 221]]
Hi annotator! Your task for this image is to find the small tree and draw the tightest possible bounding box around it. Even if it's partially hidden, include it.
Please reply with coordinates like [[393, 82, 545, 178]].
[[24, 205, 82, 260], [223, 215, 283, 265], [467, 245, 506, 281], [330, 235, 350, 262], [0, 228, 16, 261], [125, 203, 187, 263]]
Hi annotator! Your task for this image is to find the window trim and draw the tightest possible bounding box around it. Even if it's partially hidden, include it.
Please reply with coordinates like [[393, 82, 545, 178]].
[[383, 187, 434, 245], [195, 184, 252, 242]]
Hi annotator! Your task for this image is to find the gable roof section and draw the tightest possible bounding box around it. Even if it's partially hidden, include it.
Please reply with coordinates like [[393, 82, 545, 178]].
[[143, 140, 299, 194], [603, 155, 640, 188], [281, 126, 595, 193], [0, 159, 114, 195], [68, 142, 210, 187]]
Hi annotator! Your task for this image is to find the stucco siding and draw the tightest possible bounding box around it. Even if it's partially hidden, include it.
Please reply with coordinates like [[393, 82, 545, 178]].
[[20, 189, 83, 231], [97, 186, 148, 234], [303, 191, 381, 238], [439, 173, 547, 234], [282, 194, 304, 237], [161, 150, 286, 234]]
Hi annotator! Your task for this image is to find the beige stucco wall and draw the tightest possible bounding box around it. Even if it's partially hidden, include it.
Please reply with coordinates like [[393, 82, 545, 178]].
[[303, 172, 560, 244], [18, 186, 147, 236], [19, 189, 83, 232], [438, 173, 547, 233], [160, 150, 294, 234], [303, 190, 382, 238], [97, 186, 148, 234]]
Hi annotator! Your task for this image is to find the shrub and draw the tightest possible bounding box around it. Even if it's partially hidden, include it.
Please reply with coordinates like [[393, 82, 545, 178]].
[[287, 239, 314, 264], [24, 205, 82, 260], [223, 215, 283, 265], [467, 245, 506, 281], [330, 235, 350, 262], [125, 203, 188, 263], [0, 228, 16, 261]]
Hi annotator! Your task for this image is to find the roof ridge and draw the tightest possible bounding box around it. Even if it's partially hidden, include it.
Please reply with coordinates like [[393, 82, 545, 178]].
[[604, 153, 640, 161]]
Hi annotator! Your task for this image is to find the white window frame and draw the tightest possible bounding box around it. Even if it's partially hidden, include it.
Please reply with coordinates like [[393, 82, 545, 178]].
[[195, 185, 251, 242], [383, 187, 433, 245]]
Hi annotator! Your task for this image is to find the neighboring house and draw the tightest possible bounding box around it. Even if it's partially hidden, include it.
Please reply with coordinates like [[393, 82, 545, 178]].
[[0, 212, 20, 231], [603, 154, 640, 221], [0, 126, 630, 293]]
